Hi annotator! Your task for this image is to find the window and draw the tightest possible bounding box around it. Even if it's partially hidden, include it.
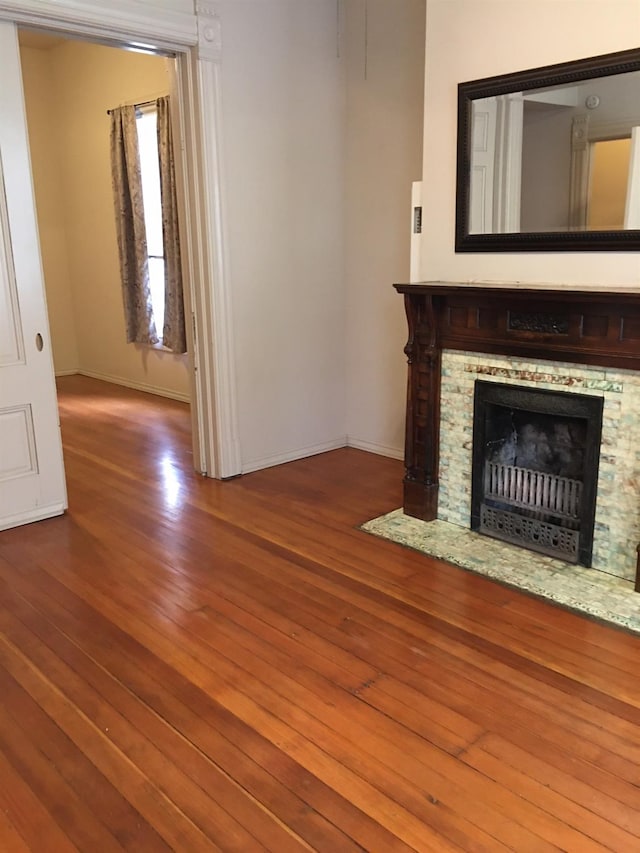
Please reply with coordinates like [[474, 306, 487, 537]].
[[136, 106, 165, 338], [110, 97, 186, 353]]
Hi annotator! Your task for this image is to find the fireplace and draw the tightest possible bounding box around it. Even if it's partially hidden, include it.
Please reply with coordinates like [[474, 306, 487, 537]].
[[470, 380, 603, 565], [393, 281, 640, 587]]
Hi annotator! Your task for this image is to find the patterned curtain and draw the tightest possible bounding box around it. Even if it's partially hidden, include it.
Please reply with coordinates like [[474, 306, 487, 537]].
[[156, 96, 187, 354], [109, 105, 158, 345]]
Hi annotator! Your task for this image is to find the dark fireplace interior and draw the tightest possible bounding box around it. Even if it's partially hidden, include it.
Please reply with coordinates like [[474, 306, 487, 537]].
[[471, 381, 604, 565]]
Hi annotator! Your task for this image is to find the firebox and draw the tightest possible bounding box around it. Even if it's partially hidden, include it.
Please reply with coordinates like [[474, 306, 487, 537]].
[[471, 381, 604, 565]]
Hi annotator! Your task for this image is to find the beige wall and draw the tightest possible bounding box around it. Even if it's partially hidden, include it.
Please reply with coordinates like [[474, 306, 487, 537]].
[[344, 0, 426, 459], [20, 45, 78, 374], [589, 138, 632, 228], [420, 0, 640, 286], [20, 38, 190, 400]]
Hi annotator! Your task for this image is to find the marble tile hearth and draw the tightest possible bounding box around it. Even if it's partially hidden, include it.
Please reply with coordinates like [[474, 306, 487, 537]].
[[362, 510, 640, 635]]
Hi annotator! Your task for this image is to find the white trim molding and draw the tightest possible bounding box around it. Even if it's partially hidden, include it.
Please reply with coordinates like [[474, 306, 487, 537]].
[[347, 437, 404, 461], [241, 438, 348, 476], [72, 370, 190, 403], [178, 4, 242, 478], [0, 0, 196, 50], [196, 1, 222, 62], [569, 114, 590, 229], [242, 437, 404, 477], [493, 93, 523, 234]]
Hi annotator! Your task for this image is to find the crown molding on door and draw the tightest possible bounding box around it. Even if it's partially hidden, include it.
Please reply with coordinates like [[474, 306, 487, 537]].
[[0, 0, 197, 51], [195, 1, 222, 62]]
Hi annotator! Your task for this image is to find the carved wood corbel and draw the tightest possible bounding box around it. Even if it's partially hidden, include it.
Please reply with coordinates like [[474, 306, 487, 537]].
[[401, 292, 442, 520]]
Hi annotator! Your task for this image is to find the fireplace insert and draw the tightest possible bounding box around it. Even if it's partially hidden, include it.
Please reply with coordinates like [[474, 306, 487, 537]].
[[471, 381, 604, 565]]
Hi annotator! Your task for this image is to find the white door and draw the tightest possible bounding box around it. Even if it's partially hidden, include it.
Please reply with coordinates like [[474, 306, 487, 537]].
[[469, 97, 497, 234], [0, 21, 67, 530]]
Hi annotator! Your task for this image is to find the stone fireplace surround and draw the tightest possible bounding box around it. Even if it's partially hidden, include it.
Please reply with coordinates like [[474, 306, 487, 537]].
[[439, 350, 640, 580], [394, 282, 640, 586]]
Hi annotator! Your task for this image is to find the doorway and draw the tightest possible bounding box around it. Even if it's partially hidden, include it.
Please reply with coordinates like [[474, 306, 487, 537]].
[[17, 29, 197, 498], [19, 31, 192, 392], [0, 5, 242, 534]]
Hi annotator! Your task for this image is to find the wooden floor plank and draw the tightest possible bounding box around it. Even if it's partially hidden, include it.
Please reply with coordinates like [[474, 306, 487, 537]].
[[0, 747, 80, 853], [0, 375, 638, 851], [461, 736, 634, 851], [474, 733, 639, 837], [7, 545, 465, 852], [0, 669, 159, 853], [0, 520, 547, 849], [0, 557, 408, 853], [0, 667, 127, 853], [0, 635, 224, 853], [0, 808, 33, 853], [0, 595, 307, 853]]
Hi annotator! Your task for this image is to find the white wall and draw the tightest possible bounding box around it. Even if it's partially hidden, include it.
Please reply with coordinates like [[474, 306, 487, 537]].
[[215, 0, 348, 471], [344, 0, 426, 459], [21, 38, 190, 399], [421, 0, 640, 286], [520, 102, 574, 231]]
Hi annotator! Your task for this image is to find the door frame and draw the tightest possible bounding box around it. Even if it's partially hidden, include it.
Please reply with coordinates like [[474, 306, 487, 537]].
[[0, 0, 241, 480]]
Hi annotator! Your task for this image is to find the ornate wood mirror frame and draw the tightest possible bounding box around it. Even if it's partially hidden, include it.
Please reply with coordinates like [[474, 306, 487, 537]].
[[455, 47, 640, 252]]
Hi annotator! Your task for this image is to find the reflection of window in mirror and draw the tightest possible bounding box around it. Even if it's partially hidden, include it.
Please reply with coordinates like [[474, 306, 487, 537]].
[[570, 120, 640, 231], [588, 138, 631, 229]]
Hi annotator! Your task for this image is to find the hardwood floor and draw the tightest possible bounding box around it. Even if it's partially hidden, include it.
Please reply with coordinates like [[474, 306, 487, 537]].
[[0, 375, 639, 851]]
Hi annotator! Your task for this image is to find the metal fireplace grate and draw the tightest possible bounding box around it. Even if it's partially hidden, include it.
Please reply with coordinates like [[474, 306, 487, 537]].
[[471, 381, 603, 566], [480, 505, 580, 561], [484, 462, 582, 525], [481, 462, 582, 561]]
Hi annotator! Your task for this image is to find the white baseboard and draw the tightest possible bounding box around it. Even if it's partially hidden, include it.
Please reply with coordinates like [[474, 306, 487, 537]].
[[346, 437, 404, 461], [54, 369, 80, 377], [241, 436, 403, 475], [241, 437, 348, 475], [63, 369, 190, 403]]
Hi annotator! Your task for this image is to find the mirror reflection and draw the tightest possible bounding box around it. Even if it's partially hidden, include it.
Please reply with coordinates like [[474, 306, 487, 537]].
[[456, 47, 640, 251], [469, 70, 640, 235]]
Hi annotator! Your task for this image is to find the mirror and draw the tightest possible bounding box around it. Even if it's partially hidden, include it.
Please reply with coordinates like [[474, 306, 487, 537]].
[[456, 48, 640, 251]]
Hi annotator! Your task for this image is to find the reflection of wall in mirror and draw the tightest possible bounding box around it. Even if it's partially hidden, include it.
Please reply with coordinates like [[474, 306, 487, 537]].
[[588, 138, 631, 229], [519, 71, 640, 233], [576, 72, 640, 123], [520, 102, 573, 232]]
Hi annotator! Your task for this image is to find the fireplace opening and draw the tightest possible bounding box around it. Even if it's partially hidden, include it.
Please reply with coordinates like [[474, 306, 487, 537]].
[[471, 381, 604, 565]]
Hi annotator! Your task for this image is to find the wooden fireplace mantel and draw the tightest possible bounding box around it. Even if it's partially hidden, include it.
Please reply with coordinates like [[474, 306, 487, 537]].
[[394, 281, 640, 521]]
